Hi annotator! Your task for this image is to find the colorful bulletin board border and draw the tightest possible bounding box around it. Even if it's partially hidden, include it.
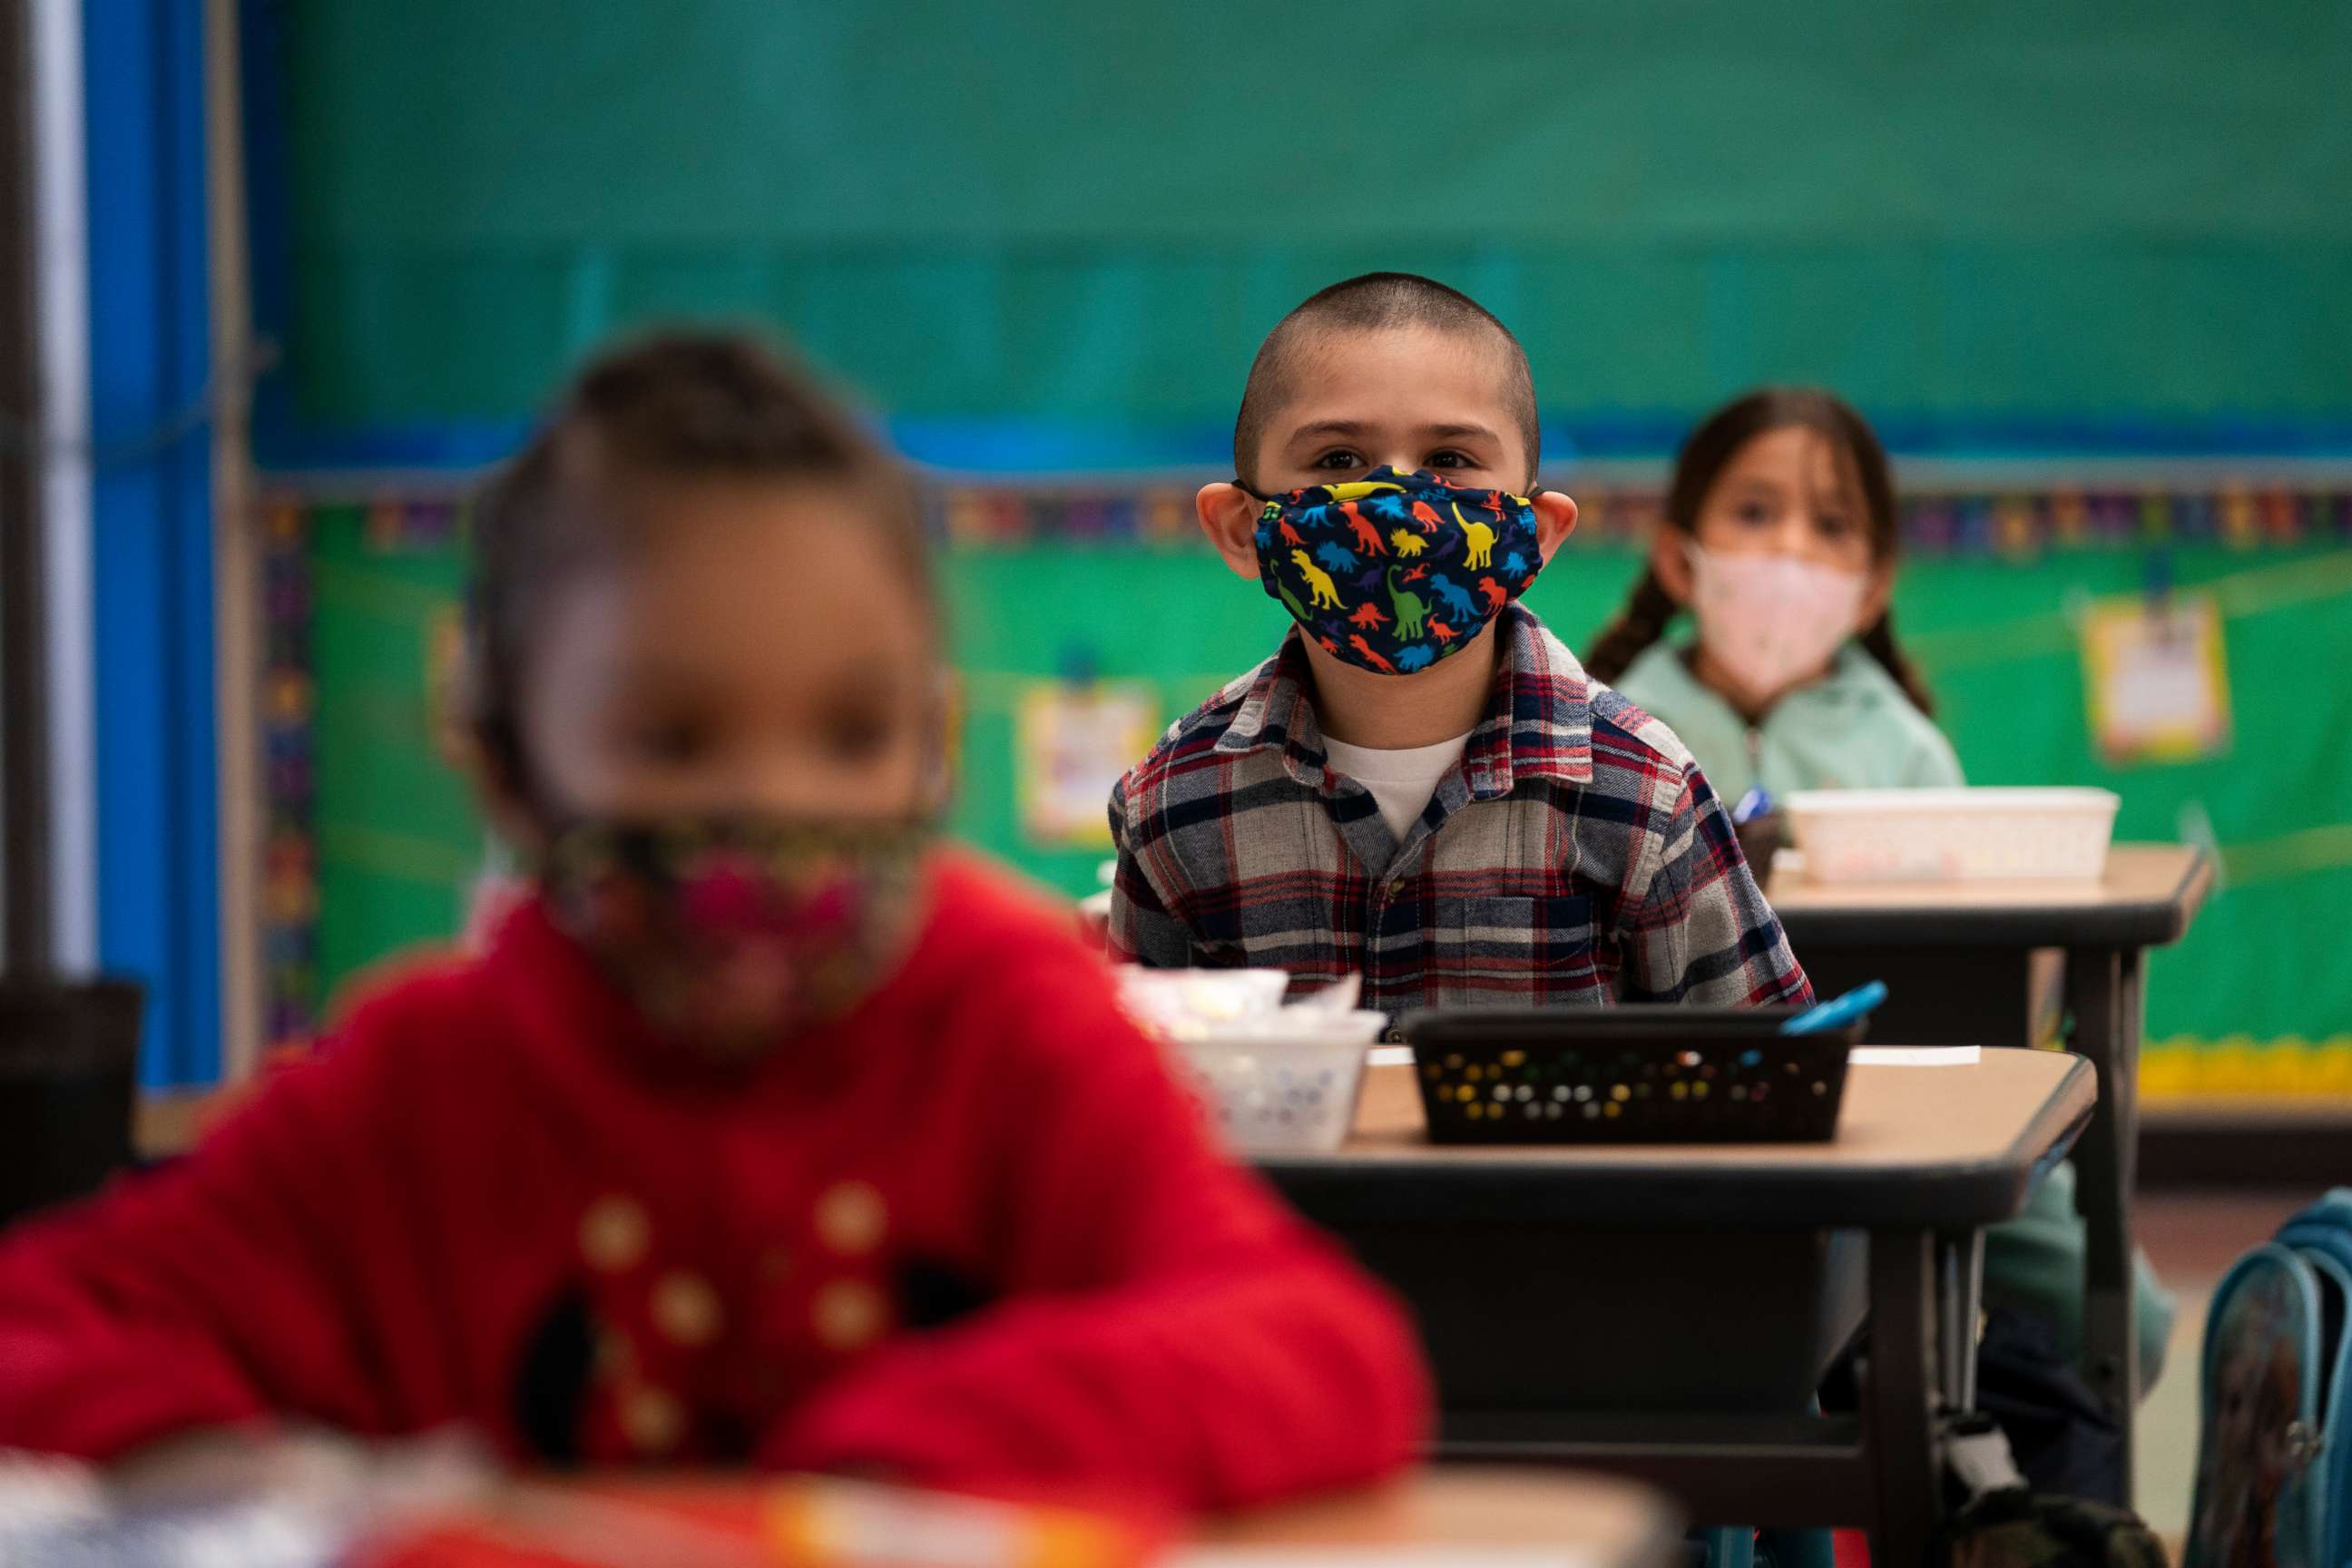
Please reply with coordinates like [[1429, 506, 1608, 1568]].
[[259, 495, 464, 1046], [928, 478, 2352, 555], [260, 501, 315, 1044], [2141, 1035, 2352, 1102]]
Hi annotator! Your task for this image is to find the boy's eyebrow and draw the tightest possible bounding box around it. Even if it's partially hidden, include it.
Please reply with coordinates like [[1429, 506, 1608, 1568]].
[[1279, 419, 1504, 445], [1282, 419, 1374, 443]]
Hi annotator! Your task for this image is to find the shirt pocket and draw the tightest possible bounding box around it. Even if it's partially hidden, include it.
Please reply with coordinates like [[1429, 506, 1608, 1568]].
[[1436, 893, 1602, 1006]]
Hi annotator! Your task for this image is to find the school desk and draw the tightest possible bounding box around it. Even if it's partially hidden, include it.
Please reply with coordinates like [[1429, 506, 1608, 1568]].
[[1259, 1049, 2094, 1568], [1194, 1465, 1680, 1563], [485, 1467, 1681, 1567], [1768, 841, 2210, 1486]]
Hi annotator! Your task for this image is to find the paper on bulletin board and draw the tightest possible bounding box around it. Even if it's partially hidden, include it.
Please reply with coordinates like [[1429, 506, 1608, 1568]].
[[2079, 591, 2230, 766], [1016, 681, 1160, 848], [425, 606, 471, 771]]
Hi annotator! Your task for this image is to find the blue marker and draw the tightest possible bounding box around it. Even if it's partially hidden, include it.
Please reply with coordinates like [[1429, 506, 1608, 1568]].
[[1732, 786, 1774, 826], [1780, 981, 1889, 1037]]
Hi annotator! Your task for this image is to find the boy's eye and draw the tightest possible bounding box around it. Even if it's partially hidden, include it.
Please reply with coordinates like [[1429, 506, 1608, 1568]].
[[1734, 500, 1774, 525], [1311, 448, 1365, 471], [1425, 449, 1474, 470], [1815, 513, 1855, 539]]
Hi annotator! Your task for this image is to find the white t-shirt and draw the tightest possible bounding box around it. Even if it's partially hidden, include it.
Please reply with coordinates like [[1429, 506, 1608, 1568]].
[[1320, 733, 1473, 842]]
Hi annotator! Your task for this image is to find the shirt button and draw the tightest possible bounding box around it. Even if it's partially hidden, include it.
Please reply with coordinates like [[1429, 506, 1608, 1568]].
[[814, 1279, 888, 1352], [814, 1181, 889, 1257], [579, 1196, 651, 1273], [620, 1385, 684, 1456], [652, 1271, 723, 1348], [1385, 878, 1405, 897], [1385, 1027, 1407, 1045]]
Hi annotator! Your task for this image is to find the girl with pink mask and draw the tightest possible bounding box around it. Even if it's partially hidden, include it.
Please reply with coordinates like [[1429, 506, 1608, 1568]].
[[1588, 387, 2175, 1430], [1583, 387, 1955, 809]]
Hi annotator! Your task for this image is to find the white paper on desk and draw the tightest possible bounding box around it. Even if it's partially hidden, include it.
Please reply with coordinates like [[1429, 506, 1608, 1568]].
[[1372, 1044, 1982, 1066], [1176, 1552, 1597, 1568], [1849, 1045, 1982, 1065]]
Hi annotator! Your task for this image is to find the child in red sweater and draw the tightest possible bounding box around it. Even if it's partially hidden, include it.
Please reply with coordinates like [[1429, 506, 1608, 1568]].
[[0, 333, 1426, 1508]]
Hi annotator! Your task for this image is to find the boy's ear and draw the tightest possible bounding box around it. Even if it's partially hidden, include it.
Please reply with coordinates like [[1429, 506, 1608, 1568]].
[[1196, 483, 1267, 583], [1533, 491, 1580, 564], [1650, 528, 1697, 605]]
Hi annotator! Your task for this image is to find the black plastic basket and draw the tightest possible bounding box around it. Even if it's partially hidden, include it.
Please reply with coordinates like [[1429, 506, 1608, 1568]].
[[1399, 1004, 1865, 1144]]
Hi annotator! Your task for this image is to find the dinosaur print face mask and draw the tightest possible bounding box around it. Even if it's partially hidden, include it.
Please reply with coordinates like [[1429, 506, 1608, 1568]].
[[1242, 467, 1544, 677]]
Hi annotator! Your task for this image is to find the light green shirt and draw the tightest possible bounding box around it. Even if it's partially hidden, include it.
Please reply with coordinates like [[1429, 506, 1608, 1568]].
[[1609, 640, 1965, 805]]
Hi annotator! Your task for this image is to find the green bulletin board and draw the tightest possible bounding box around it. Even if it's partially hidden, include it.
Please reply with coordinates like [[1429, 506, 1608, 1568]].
[[301, 509, 476, 989], [283, 499, 2352, 1066]]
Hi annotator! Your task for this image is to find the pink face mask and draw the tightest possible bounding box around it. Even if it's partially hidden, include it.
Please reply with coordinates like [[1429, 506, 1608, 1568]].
[[537, 815, 929, 1060], [1685, 544, 1870, 709]]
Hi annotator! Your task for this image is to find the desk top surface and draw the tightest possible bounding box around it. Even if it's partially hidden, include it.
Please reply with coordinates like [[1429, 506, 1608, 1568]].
[[1261, 1049, 2092, 1231], [1768, 842, 2211, 947], [526, 1468, 1678, 1566], [1195, 1465, 1678, 1562]]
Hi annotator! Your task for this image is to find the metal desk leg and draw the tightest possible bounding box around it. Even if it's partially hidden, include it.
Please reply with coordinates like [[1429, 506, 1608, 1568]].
[[2065, 945, 2141, 1493], [1867, 1230, 1940, 1567], [1937, 1230, 1987, 1414]]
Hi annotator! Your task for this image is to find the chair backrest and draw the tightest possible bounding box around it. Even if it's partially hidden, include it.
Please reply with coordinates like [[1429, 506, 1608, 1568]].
[[0, 976, 145, 1227]]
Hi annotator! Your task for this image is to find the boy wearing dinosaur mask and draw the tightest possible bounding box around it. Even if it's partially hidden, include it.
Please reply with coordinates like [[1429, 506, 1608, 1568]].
[[1108, 273, 1808, 1014]]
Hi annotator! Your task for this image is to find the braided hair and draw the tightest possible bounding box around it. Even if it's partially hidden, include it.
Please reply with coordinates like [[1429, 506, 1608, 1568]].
[[1582, 387, 1936, 719]]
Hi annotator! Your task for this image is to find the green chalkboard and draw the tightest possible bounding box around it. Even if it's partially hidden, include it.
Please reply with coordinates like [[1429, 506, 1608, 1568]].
[[275, 1, 2352, 437]]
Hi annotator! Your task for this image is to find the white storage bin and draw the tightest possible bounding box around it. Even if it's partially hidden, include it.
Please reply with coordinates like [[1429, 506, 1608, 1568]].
[[1785, 787, 2121, 884], [1114, 967, 1291, 1036], [1171, 1014, 1385, 1155]]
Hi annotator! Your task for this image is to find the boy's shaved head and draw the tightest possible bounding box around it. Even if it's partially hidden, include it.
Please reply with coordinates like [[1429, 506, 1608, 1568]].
[[1234, 272, 1539, 486]]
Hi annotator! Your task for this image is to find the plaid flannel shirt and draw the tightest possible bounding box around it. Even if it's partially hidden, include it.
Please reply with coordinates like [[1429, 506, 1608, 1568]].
[[1108, 605, 1811, 1017]]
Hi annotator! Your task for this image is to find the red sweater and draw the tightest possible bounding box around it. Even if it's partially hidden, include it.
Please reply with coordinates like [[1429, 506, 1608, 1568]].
[[0, 851, 1427, 1508]]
